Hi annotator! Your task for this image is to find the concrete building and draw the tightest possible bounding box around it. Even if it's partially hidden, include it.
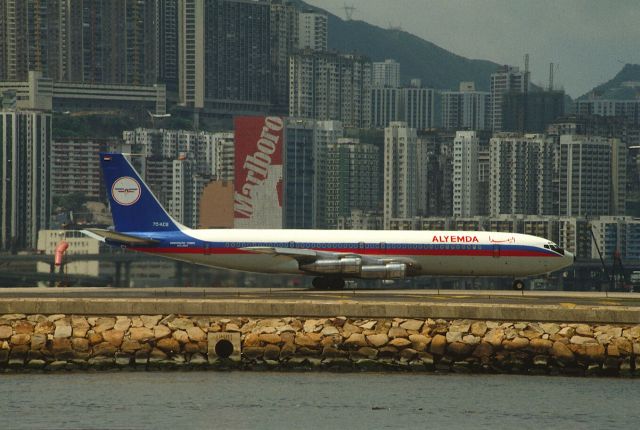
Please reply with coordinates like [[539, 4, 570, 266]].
[[441, 82, 489, 131], [178, 0, 205, 108], [489, 133, 555, 216], [372, 59, 400, 88], [575, 99, 640, 124], [589, 216, 640, 260], [337, 209, 383, 230], [171, 156, 206, 228], [297, 11, 327, 51], [283, 118, 317, 229], [322, 138, 381, 229], [558, 135, 627, 217], [452, 131, 480, 217], [371, 82, 435, 130], [371, 87, 400, 129], [203, 132, 235, 181], [51, 140, 108, 201], [490, 65, 529, 132], [502, 90, 565, 133], [0, 109, 51, 250], [384, 122, 417, 228], [289, 50, 372, 128], [270, 1, 299, 115]]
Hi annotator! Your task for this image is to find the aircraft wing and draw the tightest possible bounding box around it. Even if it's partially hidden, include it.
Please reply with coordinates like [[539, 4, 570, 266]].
[[82, 228, 160, 246]]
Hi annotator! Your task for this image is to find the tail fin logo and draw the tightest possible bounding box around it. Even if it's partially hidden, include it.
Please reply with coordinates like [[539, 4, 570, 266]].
[[112, 176, 142, 206]]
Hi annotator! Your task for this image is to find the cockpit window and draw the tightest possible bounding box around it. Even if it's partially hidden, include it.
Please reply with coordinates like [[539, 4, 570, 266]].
[[544, 244, 565, 255]]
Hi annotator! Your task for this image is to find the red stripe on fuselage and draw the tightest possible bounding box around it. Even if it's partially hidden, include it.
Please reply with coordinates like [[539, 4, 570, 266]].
[[128, 246, 559, 258]]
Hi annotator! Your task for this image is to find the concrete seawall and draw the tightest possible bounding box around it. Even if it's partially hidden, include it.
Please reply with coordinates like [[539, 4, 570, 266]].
[[1, 312, 639, 377]]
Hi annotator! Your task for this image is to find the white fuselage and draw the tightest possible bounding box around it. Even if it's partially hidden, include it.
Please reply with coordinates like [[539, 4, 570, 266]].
[[127, 228, 574, 278]]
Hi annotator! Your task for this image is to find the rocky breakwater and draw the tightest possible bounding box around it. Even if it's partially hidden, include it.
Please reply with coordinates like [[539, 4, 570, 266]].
[[1, 313, 639, 376]]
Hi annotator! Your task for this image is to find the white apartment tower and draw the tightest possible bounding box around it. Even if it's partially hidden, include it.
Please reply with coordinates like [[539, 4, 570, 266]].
[[441, 82, 490, 130], [372, 59, 400, 88], [559, 135, 626, 217], [490, 66, 529, 132], [178, 0, 205, 108], [297, 11, 327, 51], [384, 122, 418, 228], [452, 131, 480, 217], [489, 133, 555, 216]]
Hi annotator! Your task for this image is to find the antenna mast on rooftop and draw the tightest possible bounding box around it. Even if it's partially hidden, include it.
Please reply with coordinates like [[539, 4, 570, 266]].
[[343, 3, 356, 20]]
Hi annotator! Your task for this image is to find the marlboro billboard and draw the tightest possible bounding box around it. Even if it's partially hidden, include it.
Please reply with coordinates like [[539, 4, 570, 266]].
[[234, 116, 284, 228]]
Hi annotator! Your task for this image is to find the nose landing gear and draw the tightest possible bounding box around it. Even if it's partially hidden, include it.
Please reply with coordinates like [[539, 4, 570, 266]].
[[312, 276, 346, 290]]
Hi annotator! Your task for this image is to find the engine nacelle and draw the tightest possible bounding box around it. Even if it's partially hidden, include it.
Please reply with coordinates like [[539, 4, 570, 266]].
[[360, 263, 406, 279], [301, 257, 361, 274]]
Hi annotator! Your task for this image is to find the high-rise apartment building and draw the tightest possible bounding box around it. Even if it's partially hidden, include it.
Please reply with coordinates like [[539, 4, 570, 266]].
[[490, 65, 529, 132], [178, 0, 205, 108], [489, 133, 555, 216], [51, 140, 108, 200], [171, 156, 206, 228], [321, 138, 380, 229], [441, 82, 489, 131], [0, 109, 51, 250], [270, 1, 298, 115], [502, 90, 565, 133], [289, 51, 372, 128], [203, 132, 235, 181], [372, 59, 400, 88], [283, 118, 317, 229], [297, 11, 327, 51], [452, 131, 480, 217], [558, 135, 627, 217], [384, 122, 417, 228], [371, 82, 435, 129], [575, 99, 640, 125]]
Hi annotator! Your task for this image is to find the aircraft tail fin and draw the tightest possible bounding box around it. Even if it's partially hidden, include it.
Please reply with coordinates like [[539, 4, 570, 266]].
[[100, 152, 186, 233]]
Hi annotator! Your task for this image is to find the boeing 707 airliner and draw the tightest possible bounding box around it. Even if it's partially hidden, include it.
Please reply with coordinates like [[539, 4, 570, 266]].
[[84, 153, 574, 290]]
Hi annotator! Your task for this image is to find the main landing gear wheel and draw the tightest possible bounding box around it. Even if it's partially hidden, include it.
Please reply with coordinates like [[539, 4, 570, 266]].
[[512, 279, 525, 291], [312, 277, 346, 290]]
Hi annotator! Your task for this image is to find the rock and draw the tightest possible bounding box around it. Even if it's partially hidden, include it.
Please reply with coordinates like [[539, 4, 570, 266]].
[[157, 338, 180, 354], [242, 347, 264, 360], [11, 334, 31, 345], [186, 327, 206, 342], [2, 314, 26, 320], [430, 335, 447, 355], [263, 344, 280, 361], [623, 325, 640, 340], [321, 326, 339, 336], [280, 343, 296, 359], [276, 324, 296, 334], [470, 322, 487, 337], [447, 342, 473, 358], [322, 346, 347, 358], [529, 338, 553, 352], [611, 338, 633, 355], [102, 330, 124, 347], [570, 335, 598, 345], [190, 353, 208, 365], [558, 327, 575, 337], [303, 320, 317, 333], [607, 345, 620, 357], [341, 323, 362, 337], [0, 325, 11, 339], [399, 348, 418, 361], [54, 325, 72, 339], [351, 347, 378, 359], [462, 335, 480, 346], [93, 342, 117, 357], [345, 333, 368, 348], [183, 343, 200, 354], [389, 338, 411, 348], [14, 321, 34, 334], [551, 341, 574, 362], [595, 326, 622, 338], [256, 333, 280, 345], [172, 330, 190, 344], [521, 329, 543, 340], [388, 327, 407, 338], [359, 321, 377, 330], [141, 315, 163, 328], [540, 323, 561, 335], [449, 322, 470, 333], [483, 329, 504, 347], [30, 334, 46, 350], [503, 337, 529, 350], [166, 317, 193, 331], [485, 321, 499, 329], [94, 318, 116, 333], [34, 321, 55, 335], [129, 327, 154, 341], [294, 334, 319, 348], [400, 319, 423, 331], [72, 325, 89, 338], [121, 340, 142, 353], [149, 348, 168, 362], [71, 338, 90, 352], [574, 324, 592, 336], [51, 338, 73, 356], [153, 325, 172, 340], [226, 323, 241, 332], [472, 342, 494, 359], [366, 333, 389, 347], [88, 332, 103, 345], [114, 318, 131, 332], [378, 346, 398, 358], [446, 331, 463, 343], [582, 344, 605, 362]]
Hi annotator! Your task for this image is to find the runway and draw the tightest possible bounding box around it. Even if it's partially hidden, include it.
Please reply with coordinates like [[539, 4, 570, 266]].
[[0, 287, 639, 308]]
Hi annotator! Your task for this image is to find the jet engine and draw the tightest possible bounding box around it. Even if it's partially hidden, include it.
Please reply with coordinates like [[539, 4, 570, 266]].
[[300, 257, 361, 274], [360, 263, 406, 279]]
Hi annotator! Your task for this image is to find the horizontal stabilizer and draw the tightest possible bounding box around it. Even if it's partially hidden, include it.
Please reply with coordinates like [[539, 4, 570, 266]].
[[82, 228, 160, 246]]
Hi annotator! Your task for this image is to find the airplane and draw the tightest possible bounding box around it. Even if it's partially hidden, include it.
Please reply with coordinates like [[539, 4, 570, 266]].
[[84, 153, 575, 290]]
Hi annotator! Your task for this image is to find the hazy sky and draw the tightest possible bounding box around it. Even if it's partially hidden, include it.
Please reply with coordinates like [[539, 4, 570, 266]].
[[305, 0, 640, 97]]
